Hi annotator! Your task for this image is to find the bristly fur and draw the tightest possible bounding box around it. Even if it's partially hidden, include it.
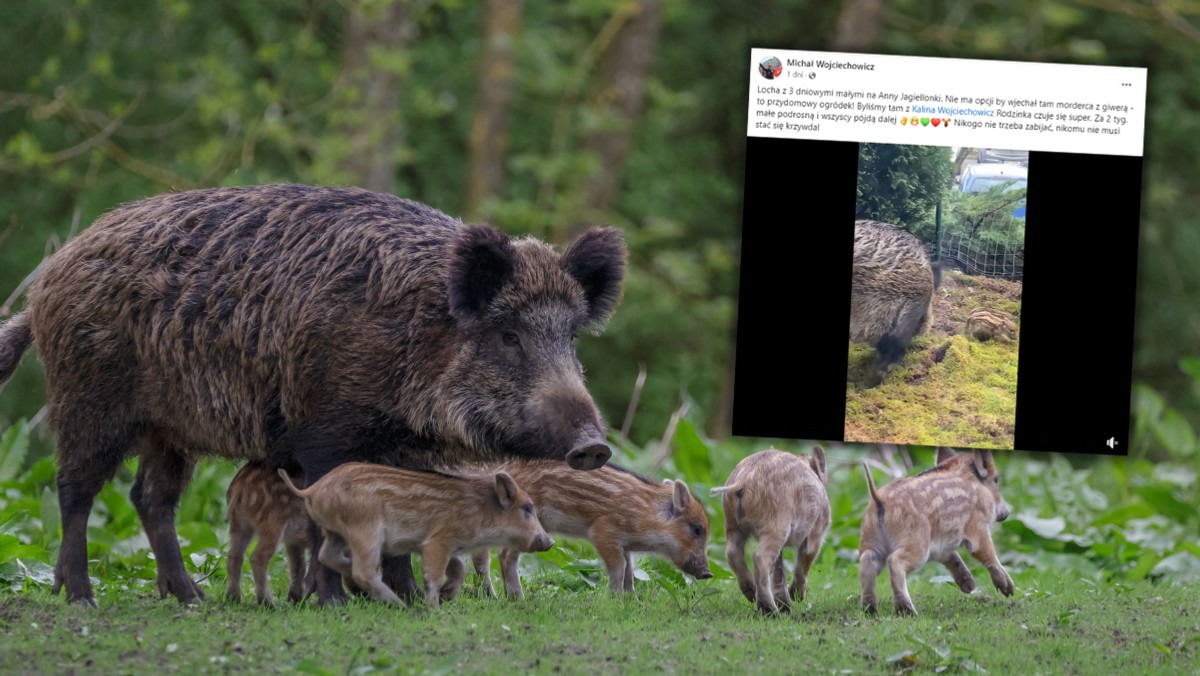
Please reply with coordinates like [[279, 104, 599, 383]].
[[278, 462, 550, 608], [717, 447, 831, 614], [226, 461, 314, 606], [857, 448, 1013, 617], [1, 183, 626, 607], [850, 220, 936, 383], [455, 457, 711, 597], [0, 312, 32, 385], [603, 461, 657, 486]]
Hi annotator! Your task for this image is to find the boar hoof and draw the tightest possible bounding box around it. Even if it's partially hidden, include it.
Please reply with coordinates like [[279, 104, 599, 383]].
[[789, 584, 806, 602], [756, 599, 781, 616], [996, 574, 1014, 597], [863, 602, 878, 616], [68, 595, 100, 609], [895, 601, 918, 617], [160, 577, 205, 605], [739, 583, 757, 603], [318, 595, 347, 608]]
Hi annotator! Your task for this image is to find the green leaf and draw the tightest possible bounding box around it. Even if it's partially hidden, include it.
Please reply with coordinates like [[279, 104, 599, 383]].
[[1094, 503, 1157, 527], [1135, 485, 1196, 524], [0, 420, 30, 483], [16, 558, 54, 586], [886, 650, 918, 666], [1011, 512, 1066, 539], [1131, 384, 1165, 446], [1151, 552, 1200, 584], [39, 487, 60, 549], [0, 534, 46, 563], [1179, 357, 1200, 382], [1153, 408, 1196, 457], [671, 418, 712, 486], [0, 510, 30, 536], [533, 547, 578, 569], [1127, 550, 1165, 580], [906, 633, 950, 660]]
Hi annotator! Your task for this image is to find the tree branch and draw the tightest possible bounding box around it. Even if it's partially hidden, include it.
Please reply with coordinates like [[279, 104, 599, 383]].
[[0, 89, 145, 172]]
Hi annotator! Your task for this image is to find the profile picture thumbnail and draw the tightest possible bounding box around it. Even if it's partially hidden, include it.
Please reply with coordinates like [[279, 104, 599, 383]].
[[758, 56, 782, 80]]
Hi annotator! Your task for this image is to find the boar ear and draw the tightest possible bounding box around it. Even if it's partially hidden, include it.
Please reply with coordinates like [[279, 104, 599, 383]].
[[671, 479, 693, 513], [448, 225, 517, 321], [971, 451, 993, 481], [560, 227, 627, 330], [936, 447, 957, 465], [493, 471, 519, 509], [810, 445, 827, 482]]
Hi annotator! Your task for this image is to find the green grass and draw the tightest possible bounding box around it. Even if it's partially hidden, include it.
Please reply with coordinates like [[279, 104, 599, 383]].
[[1, 568, 1196, 674], [2, 409, 1199, 673], [846, 270, 1022, 449]]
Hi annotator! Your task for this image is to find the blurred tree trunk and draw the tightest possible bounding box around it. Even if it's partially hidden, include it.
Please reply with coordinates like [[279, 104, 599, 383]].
[[831, 0, 889, 52], [707, 336, 737, 441], [336, 0, 413, 194], [466, 0, 524, 221], [569, 0, 662, 239]]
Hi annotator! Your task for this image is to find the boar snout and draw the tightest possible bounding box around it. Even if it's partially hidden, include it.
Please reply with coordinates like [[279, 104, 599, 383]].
[[683, 555, 712, 580], [531, 534, 555, 552], [996, 500, 1010, 522], [566, 430, 611, 470]]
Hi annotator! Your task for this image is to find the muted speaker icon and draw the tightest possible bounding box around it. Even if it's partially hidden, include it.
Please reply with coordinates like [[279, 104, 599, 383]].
[[1106, 437, 1118, 449]]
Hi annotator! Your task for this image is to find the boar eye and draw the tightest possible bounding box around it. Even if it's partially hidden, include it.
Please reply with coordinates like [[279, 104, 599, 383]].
[[502, 331, 520, 347], [522, 503, 534, 517], [691, 524, 704, 539]]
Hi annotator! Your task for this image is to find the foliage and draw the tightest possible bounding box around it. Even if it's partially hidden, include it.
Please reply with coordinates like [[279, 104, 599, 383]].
[[932, 185, 1027, 246], [2, 1, 1199, 449], [856, 142, 956, 227]]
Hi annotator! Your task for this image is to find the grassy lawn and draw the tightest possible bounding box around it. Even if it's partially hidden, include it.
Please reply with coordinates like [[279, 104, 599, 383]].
[[846, 270, 1022, 449], [1, 566, 1196, 674]]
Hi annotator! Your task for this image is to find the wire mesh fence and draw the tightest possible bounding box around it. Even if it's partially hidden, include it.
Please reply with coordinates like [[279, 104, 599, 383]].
[[933, 210, 1025, 280]]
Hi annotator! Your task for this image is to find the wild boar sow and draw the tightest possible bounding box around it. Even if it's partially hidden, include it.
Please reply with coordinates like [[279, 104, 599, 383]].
[[0, 184, 626, 607], [850, 220, 938, 384]]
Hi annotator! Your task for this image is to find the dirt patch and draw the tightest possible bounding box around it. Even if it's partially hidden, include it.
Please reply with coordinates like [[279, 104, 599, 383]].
[[932, 270, 1023, 338]]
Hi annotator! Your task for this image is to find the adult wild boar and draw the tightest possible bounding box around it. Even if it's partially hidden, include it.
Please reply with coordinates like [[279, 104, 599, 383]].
[[0, 184, 626, 607], [850, 219, 939, 385]]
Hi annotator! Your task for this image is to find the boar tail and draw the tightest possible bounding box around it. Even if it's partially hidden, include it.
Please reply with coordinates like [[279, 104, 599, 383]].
[[710, 482, 742, 497], [277, 468, 308, 498], [862, 462, 885, 516], [0, 312, 33, 386]]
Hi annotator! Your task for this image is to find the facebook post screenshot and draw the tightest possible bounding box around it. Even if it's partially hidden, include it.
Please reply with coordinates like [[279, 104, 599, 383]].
[[733, 49, 1148, 456]]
